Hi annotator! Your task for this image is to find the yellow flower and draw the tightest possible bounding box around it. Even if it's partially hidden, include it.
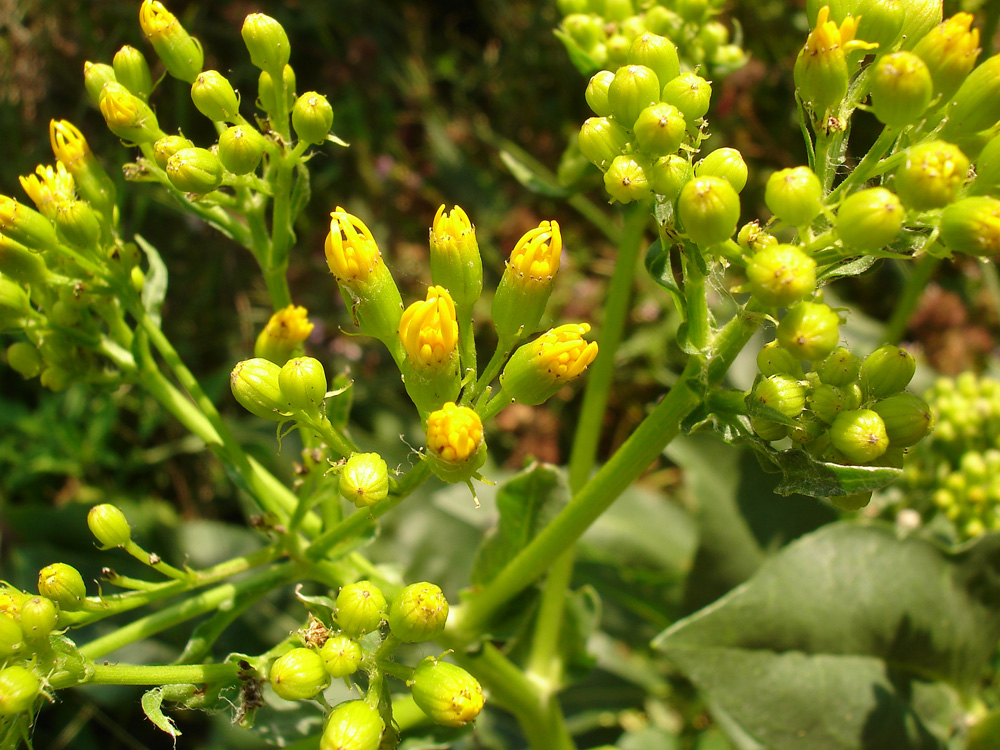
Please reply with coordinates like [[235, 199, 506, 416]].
[[426, 402, 483, 463], [429, 204, 483, 310], [18, 163, 76, 218], [139, 0, 178, 40], [325, 208, 383, 288], [795, 6, 878, 114], [99, 82, 141, 129], [398, 285, 458, 371], [49, 120, 91, 168], [507, 220, 562, 289], [492, 219, 564, 342], [501, 323, 599, 405], [430, 204, 474, 254], [254, 305, 315, 365]]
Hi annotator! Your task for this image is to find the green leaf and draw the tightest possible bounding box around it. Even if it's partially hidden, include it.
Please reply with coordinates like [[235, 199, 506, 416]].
[[470, 463, 570, 587], [141, 687, 182, 743], [293, 585, 337, 624], [134, 234, 168, 327], [817, 255, 880, 282], [644, 238, 686, 318], [498, 149, 568, 198], [767, 447, 903, 498], [656, 525, 1000, 750]]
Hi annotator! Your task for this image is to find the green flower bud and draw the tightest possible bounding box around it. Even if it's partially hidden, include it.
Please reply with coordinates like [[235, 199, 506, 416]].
[[603, 155, 651, 204], [836, 187, 904, 250], [19, 596, 57, 641], [388, 582, 449, 643], [0, 235, 49, 287], [678, 176, 741, 247], [970, 134, 1000, 196], [84, 62, 116, 106], [604, 0, 634, 23], [152, 135, 195, 170], [54, 200, 102, 250], [139, 0, 204, 83], [87, 503, 131, 549], [429, 204, 483, 312], [898, 0, 943, 50], [37, 562, 86, 611], [756, 340, 803, 378], [319, 634, 363, 678], [776, 301, 841, 362], [0, 196, 58, 251], [912, 13, 981, 101], [0, 665, 39, 716], [335, 581, 387, 638], [633, 103, 686, 156], [695, 148, 748, 193], [562, 14, 605, 52], [648, 155, 691, 199], [626, 33, 679, 90], [7, 342, 42, 379], [99, 81, 162, 143], [752, 374, 807, 419], [765, 167, 824, 227], [661, 72, 712, 122], [830, 409, 890, 463], [645, 7, 683, 38], [745, 243, 816, 308], [257, 65, 297, 115], [831, 492, 873, 511], [585, 71, 615, 117], [895, 140, 969, 210], [869, 52, 933, 129], [854, 0, 906, 50], [230, 358, 288, 421], [794, 10, 850, 114], [738, 221, 778, 254], [218, 125, 267, 175], [859, 344, 915, 399], [269, 648, 330, 701], [320, 700, 384, 750], [578, 117, 630, 170], [410, 657, 485, 728], [608, 65, 661, 130], [339, 452, 389, 509], [113, 45, 153, 100], [816, 346, 861, 386], [166, 147, 224, 194], [279, 357, 327, 417], [0, 614, 23, 658], [292, 92, 334, 145], [810, 383, 847, 424], [751, 415, 787, 441], [698, 21, 730, 60], [872, 392, 933, 446], [557, 0, 589, 14], [940, 196, 1000, 257], [242, 13, 291, 76], [191, 70, 240, 122]]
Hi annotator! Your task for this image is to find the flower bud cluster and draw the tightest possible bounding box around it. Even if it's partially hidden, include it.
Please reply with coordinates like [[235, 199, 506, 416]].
[[0, 582, 55, 717], [556, 0, 746, 76], [748, 339, 932, 509], [895, 373, 1000, 540]]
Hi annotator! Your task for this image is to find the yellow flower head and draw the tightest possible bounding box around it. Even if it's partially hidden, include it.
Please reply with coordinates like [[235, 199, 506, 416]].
[[254, 305, 314, 365], [430, 204, 475, 256], [398, 285, 458, 370], [49, 120, 91, 168], [99, 82, 142, 129], [533, 323, 599, 383], [139, 0, 179, 39], [426, 402, 483, 463], [807, 6, 877, 58], [507, 220, 562, 288], [19, 163, 76, 217], [325, 208, 383, 287]]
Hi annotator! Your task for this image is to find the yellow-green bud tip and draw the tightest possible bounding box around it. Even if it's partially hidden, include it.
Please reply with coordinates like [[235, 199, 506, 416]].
[[254, 304, 314, 365]]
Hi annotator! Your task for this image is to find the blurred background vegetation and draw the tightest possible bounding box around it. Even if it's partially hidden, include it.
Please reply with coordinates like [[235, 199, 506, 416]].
[[0, 1, 998, 748]]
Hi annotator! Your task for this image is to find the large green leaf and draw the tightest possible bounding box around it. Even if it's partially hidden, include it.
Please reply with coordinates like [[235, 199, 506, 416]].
[[655, 524, 1000, 750]]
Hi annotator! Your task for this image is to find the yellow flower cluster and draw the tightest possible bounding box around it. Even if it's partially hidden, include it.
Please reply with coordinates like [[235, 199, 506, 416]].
[[426, 402, 483, 463], [398, 286, 458, 371]]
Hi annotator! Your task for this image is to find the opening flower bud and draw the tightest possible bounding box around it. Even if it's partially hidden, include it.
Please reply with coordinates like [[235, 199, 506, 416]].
[[830, 409, 890, 463], [336, 581, 387, 638], [424, 402, 487, 484], [870, 52, 933, 129], [339, 452, 389, 508], [230, 357, 288, 421], [269, 647, 329, 701], [795, 7, 875, 115], [604, 155, 651, 204], [585, 71, 615, 117], [765, 166, 823, 227], [113, 45, 153, 100], [859, 344, 915, 399], [139, 0, 204, 83], [320, 700, 384, 750], [608, 65, 661, 130], [745, 244, 816, 308], [242, 13, 291, 76], [292, 92, 334, 145], [429, 204, 483, 312], [872, 392, 933, 446], [626, 33, 679, 89], [633, 103, 686, 157], [388, 582, 449, 643], [894, 140, 969, 210], [410, 657, 485, 727], [776, 301, 841, 362], [661, 72, 712, 122], [492, 220, 562, 342], [153, 135, 195, 170], [84, 62, 116, 106], [165, 147, 224, 194], [501, 323, 598, 406], [0, 665, 39, 716], [18, 596, 57, 641], [278, 356, 327, 417], [911, 13, 980, 101], [836, 187, 904, 250], [738, 221, 778, 254], [678, 175, 741, 247], [254, 304, 314, 365], [87, 503, 132, 549], [398, 285, 461, 412], [695, 147, 748, 193], [37, 562, 86, 611], [100, 82, 162, 143], [816, 346, 862, 387], [319, 634, 363, 678], [55, 200, 102, 250], [218, 125, 267, 175], [191, 70, 240, 122], [578, 117, 630, 171], [940, 196, 1000, 257]]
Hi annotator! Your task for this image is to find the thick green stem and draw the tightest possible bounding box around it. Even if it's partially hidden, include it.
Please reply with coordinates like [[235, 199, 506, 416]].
[[84, 662, 239, 687], [826, 125, 898, 204], [682, 246, 710, 353]]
